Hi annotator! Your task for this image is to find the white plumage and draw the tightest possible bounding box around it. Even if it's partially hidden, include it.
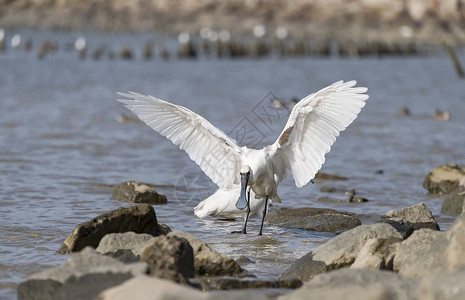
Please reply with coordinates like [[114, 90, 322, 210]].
[[118, 80, 368, 235]]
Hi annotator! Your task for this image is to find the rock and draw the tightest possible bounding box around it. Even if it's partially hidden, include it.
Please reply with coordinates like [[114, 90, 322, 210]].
[[350, 237, 401, 270], [140, 235, 194, 283], [168, 230, 249, 277], [423, 164, 465, 195], [383, 203, 440, 230], [192, 277, 302, 291], [267, 207, 361, 233], [379, 219, 414, 239], [314, 172, 348, 182], [393, 228, 442, 272], [99, 275, 205, 300], [236, 255, 254, 264], [96, 232, 154, 262], [399, 214, 465, 278], [279, 223, 403, 281], [279, 268, 418, 300], [111, 181, 167, 204], [441, 191, 465, 216], [58, 204, 166, 254], [17, 247, 148, 300], [416, 270, 465, 300]]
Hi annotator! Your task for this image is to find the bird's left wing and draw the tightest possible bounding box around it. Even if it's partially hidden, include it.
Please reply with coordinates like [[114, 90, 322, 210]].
[[117, 92, 242, 189], [268, 80, 368, 188]]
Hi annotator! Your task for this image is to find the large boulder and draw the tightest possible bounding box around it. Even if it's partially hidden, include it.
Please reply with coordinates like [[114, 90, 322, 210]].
[[17, 247, 148, 300], [399, 214, 465, 278], [266, 207, 361, 233], [416, 270, 465, 300], [111, 181, 167, 204], [96, 232, 154, 262], [58, 204, 168, 254], [279, 223, 403, 281], [350, 237, 401, 270], [140, 235, 194, 283], [99, 276, 205, 300], [382, 203, 440, 230], [423, 164, 465, 195], [168, 230, 249, 277], [279, 268, 418, 300], [393, 228, 442, 272]]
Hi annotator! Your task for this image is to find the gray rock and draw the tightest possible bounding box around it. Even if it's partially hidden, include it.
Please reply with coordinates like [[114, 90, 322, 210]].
[[350, 237, 401, 270], [393, 228, 442, 272], [96, 232, 154, 262], [168, 230, 249, 277], [399, 214, 465, 278], [140, 235, 194, 283], [58, 204, 167, 254], [379, 219, 414, 239], [423, 164, 465, 195], [441, 191, 465, 216], [279, 223, 403, 281], [17, 247, 148, 300], [111, 181, 167, 204], [192, 277, 302, 291], [416, 270, 465, 300], [99, 275, 206, 300], [279, 268, 418, 300], [383, 203, 440, 230], [314, 172, 348, 183], [267, 207, 361, 233]]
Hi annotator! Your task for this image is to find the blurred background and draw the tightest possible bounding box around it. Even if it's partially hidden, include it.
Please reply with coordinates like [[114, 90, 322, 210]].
[[1, 1, 465, 299]]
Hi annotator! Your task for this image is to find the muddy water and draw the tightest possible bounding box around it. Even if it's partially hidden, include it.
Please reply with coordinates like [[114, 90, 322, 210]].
[[1, 30, 464, 299]]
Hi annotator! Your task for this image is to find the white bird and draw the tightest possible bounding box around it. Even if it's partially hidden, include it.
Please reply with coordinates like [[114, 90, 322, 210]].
[[117, 80, 368, 235]]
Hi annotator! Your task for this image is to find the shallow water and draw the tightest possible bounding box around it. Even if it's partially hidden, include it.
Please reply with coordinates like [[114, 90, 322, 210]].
[[1, 30, 465, 299]]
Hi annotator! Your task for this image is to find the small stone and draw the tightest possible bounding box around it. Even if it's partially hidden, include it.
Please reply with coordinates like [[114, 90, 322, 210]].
[[383, 203, 439, 230], [423, 164, 465, 195], [96, 232, 154, 262], [111, 181, 167, 205]]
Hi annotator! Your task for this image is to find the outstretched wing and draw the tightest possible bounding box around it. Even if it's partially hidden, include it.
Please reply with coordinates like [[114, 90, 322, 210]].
[[269, 80, 368, 188], [118, 92, 243, 188]]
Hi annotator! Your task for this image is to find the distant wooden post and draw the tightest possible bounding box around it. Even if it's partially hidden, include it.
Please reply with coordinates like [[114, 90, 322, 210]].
[[444, 44, 464, 78]]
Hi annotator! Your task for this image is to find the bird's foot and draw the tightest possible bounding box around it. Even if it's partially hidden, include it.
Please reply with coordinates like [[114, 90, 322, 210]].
[[231, 229, 246, 234]]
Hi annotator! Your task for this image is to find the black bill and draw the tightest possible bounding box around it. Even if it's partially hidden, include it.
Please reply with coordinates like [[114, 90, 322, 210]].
[[235, 172, 249, 210]]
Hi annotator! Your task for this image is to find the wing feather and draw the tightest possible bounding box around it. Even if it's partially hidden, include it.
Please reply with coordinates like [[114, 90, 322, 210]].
[[117, 92, 242, 188], [269, 80, 368, 188]]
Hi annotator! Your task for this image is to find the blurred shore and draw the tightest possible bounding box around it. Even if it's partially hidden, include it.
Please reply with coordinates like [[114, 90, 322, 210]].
[[1, 0, 465, 45]]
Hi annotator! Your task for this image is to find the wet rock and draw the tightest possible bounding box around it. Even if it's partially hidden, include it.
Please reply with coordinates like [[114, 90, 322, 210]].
[[441, 190, 465, 216], [99, 275, 205, 300], [423, 164, 465, 195], [236, 255, 255, 264], [279, 223, 403, 281], [168, 230, 249, 277], [193, 277, 302, 291], [267, 208, 361, 233], [111, 181, 168, 204], [382, 203, 440, 230], [399, 214, 465, 278], [58, 204, 166, 254], [140, 235, 194, 283], [96, 232, 154, 262], [17, 247, 148, 300], [279, 269, 418, 300], [314, 172, 348, 182], [393, 228, 442, 272], [350, 237, 401, 270]]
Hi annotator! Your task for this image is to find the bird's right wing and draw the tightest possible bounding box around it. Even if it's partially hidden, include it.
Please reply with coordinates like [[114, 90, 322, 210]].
[[118, 92, 243, 189], [269, 80, 368, 187]]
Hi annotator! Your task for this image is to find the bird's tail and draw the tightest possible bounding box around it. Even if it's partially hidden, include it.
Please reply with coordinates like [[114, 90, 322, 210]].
[[194, 188, 241, 219]]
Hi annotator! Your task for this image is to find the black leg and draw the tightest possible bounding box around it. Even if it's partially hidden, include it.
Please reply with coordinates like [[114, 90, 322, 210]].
[[258, 195, 268, 236], [231, 188, 251, 234]]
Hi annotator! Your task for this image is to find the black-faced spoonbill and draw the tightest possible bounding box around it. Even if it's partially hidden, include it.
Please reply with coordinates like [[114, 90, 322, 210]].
[[117, 80, 368, 235]]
